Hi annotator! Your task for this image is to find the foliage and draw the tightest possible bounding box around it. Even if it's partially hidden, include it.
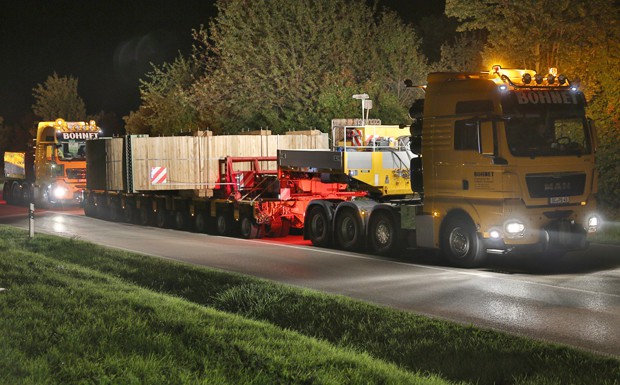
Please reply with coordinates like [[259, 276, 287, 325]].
[[445, 0, 620, 211], [130, 0, 428, 135], [31, 72, 87, 121], [1, 228, 439, 385], [5, 226, 619, 385], [124, 55, 204, 135]]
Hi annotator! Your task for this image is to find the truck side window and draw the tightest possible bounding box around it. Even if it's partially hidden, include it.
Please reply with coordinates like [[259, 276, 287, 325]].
[[454, 120, 478, 151]]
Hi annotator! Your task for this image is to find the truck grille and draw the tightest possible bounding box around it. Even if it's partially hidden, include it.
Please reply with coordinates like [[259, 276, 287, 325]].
[[525, 172, 585, 198], [66, 168, 87, 180]]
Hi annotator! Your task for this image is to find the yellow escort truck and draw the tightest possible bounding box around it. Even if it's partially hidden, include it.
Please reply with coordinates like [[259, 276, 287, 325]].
[[3, 118, 100, 207], [278, 66, 599, 267]]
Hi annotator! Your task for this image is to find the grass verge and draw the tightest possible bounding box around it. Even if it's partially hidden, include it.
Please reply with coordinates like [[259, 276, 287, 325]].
[[1, 225, 619, 385]]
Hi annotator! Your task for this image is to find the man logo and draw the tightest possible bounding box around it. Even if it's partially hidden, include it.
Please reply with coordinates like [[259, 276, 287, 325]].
[[544, 182, 571, 191]]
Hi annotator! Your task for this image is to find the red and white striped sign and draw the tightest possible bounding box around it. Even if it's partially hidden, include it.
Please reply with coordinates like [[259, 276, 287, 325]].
[[150, 166, 168, 184]]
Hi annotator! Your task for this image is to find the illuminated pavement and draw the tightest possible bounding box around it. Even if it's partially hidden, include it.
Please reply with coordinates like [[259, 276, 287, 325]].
[[1, 202, 619, 357]]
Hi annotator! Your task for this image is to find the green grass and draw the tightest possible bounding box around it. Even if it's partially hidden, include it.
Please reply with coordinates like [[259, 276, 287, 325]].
[[1, 225, 619, 385]]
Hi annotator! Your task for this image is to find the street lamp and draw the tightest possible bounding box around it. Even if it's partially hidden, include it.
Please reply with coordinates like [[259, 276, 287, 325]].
[[352, 93, 371, 125]]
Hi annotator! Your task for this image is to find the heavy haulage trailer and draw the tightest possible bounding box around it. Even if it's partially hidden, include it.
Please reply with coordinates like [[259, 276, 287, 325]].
[[82, 130, 356, 238], [84, 67, 600, 267]]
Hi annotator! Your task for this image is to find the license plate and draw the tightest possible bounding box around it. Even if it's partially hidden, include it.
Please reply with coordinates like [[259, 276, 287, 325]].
[[549, 196, 569, 204]]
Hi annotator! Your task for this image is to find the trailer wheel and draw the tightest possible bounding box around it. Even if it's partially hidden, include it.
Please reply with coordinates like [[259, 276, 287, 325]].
[[307, 206, 331, 247], [194, 212, 210, 233], [173, 211, 191, 231], [216, 212, 236, 236], [84, 197, 96, 217], [440, 216, 487, 268], [135, 205, 152, 226], [240, 216, 261, 239], [335, 209, 363, 251], [122, 205, 134, 223], [155, 209, 170, 228], [11, 183, 23, 205], [108, 202, 122, 222], [369, 211, 399, 255]]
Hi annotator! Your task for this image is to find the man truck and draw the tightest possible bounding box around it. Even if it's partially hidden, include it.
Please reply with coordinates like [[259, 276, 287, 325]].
[[3, 118, 101, 207], [282, 66, 599, 266]]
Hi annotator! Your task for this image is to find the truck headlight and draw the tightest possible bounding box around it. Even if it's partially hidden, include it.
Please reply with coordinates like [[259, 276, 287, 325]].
[[53, 185, 69, 199], [587, 216, 599, 233], [505, 220, 525, 238]]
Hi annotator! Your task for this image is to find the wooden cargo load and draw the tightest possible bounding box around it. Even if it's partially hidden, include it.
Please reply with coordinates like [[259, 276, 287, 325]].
[[87, 131, 327, 193]]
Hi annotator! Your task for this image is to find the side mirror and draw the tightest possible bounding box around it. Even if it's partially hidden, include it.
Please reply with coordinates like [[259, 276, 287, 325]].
[[588, 118, 598, 153]]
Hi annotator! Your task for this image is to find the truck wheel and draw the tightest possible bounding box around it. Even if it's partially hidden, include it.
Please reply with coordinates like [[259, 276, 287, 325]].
[[335, 209, 363, 251], [307, 206, 331, 247], [240, 216, 260, 239], [135, 205, 152, 226], [216, 212, 236, 236], [108, 202, 122, 222], [194, 212, 210, 233], [155, 209, 170, 228], [84, 197, 96, 217], [173, 211, 191, 231], [11, 183, 23, 205], [369, 211, 399, 255], [440, 216, 487, 268], [122, 205, 134, 223]]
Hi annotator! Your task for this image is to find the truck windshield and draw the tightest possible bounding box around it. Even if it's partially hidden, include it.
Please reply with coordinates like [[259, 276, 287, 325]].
[[57, 140, 87, 161], [501, 89, 592, 158], [504, 115, 591, 157]]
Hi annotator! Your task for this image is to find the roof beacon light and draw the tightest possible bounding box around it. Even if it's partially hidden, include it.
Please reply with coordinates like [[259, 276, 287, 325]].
[[534, 73, 544, 85], [547, 74, 555, 84], [522, 73, 532, 84], [558, 74, 567, 85], [549, 67, 558, 76]]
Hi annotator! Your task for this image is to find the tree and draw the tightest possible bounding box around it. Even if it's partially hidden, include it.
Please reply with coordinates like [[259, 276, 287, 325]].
[[32, 73, 87, 121], [190, 0, 428, 134], [125, 55, 204, 135]]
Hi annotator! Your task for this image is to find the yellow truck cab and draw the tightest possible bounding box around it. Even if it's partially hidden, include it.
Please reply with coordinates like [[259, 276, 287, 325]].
[[417, 66, 599, 266], [3, 118, 100, 207]]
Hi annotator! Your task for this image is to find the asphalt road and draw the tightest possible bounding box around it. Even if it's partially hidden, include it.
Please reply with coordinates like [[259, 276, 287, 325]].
[[1, 203, 619, 357]]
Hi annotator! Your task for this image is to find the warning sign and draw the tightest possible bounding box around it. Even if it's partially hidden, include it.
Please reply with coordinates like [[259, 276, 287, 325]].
[[150, 167, 168, 185]]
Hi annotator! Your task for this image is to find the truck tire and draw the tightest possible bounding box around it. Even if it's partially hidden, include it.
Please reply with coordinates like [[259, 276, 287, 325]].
[[194, 212, 210, 233], [2, 183, 11, 204], [335, 209, 363, 251], [240, 216, 260, 239], [307, 206, 331, 247], [11, 183, 23, 206], [369, 211, 399, 255], [122, 204, 134, 223], [155, 209, 170, 228], [216, 212, 236, 236], [135, 205, 152, 226], [440, 216, 487, 268], [173, 211, 191, 231]]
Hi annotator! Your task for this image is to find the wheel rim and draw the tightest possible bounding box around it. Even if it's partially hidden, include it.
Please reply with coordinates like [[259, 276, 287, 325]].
[[449, 227, 470, 258], [311, 213, 326, 238], [217, 215, 227, 234], [375, 221, 390, 246], [340, 216, 356, 243], [240, 217, 252, 238]]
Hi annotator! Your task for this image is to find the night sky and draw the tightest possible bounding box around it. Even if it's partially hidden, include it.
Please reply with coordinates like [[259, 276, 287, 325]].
[[0, 0, 442, 126]]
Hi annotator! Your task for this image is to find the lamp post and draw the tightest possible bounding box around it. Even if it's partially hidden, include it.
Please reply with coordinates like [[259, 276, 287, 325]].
[[352, 93, 370, 125]]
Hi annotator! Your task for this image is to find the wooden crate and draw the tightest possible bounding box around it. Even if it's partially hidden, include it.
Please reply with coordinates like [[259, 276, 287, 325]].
[[122, 132, 328, 193]]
